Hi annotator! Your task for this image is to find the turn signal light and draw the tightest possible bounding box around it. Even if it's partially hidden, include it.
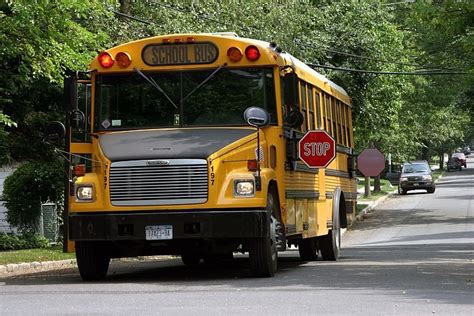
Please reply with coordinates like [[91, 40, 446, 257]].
[[245, 45, 260, 61], [247, 160, 258, 171], [227, 47, 243, 62], [115, 52, 132, 68], [74, 164, 86, 177], [98, 51, 114, 68]]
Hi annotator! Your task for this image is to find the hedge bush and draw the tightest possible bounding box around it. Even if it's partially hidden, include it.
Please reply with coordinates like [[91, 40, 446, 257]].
[[0, 232, 50, 251], [2, 160, 64, 232]]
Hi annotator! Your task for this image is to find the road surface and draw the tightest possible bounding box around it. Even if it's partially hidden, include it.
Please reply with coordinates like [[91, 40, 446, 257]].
[[1, 159, 472, 315]]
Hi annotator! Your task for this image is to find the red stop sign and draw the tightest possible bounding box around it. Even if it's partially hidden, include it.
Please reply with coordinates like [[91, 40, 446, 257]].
[[298, 130, 336, 168], [357, 148, 385, 176]]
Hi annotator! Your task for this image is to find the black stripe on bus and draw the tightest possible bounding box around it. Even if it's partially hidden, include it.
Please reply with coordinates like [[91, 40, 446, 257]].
[[285, 190, 320, 199]]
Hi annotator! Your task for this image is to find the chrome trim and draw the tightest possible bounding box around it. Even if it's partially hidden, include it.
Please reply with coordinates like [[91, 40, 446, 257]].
[[109, 159, 208, 206]]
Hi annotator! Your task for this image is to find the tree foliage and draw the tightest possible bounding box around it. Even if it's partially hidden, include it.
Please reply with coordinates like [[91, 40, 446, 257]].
[[0, 0, 472, 167], [2, 160, 64, 232]]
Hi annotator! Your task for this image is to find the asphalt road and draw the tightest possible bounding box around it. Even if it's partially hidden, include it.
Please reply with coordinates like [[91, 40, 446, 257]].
[[1, 158, 473, 315]]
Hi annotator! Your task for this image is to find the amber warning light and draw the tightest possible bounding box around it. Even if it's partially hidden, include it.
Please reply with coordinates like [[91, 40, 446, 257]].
[[116, 52, 132, 68]]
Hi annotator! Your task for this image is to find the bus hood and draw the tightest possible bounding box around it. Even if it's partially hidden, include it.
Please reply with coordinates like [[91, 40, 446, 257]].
[[98, 128, 255, 162]]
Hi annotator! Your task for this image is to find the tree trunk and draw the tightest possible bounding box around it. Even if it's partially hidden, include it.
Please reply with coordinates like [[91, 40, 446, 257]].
[[374, 175, 381, 192], [439, 153, 444, 170]]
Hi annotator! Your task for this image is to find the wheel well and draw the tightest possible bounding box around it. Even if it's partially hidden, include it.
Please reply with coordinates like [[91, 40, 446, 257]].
[[339, 191, 348, 228], [268, 180, 282, 221]]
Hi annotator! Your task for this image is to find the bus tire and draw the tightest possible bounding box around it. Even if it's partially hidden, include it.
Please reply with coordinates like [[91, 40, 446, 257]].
[[76, 241, 110, 281], [318, 188, 342, 261], [249, 189, 278, 277], [298, 237, 319, 261]]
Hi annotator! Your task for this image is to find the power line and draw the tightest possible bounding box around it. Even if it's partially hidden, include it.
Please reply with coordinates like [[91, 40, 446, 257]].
[[307, 63, 471, 75], [112, 4, 467, 75], [113, 10, 152, 25]]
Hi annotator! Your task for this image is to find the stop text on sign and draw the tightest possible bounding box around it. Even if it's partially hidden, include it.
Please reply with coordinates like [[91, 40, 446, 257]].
[[298, 130, 336, 168], [303, 142, 331, 157]]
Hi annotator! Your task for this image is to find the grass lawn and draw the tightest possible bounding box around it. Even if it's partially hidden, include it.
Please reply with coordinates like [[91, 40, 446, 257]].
[[0, 246, 75, 265], [357, 177, 395, 202]]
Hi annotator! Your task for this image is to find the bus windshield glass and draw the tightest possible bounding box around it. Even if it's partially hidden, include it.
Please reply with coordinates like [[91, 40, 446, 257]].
[[94, 67, 277, 130]]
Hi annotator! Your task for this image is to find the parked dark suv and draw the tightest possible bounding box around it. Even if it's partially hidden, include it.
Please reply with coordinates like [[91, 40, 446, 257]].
[[398, 161, 435, 195]]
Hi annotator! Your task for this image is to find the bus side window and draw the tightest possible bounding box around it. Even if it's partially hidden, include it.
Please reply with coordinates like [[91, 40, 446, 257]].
[[281, 72, 299, 126], [299, 80, 307, 132]]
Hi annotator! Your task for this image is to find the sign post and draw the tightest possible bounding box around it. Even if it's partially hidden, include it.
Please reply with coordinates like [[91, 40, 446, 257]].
[[357, 148, 385, 197], [298, 130, 336, 169]]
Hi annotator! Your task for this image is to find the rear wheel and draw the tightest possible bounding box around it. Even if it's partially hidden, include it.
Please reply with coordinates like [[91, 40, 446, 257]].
[[298, 237, 319, 261], [249, 189, 278, 277], [76, 241, 110, 281], [317, 190, 342, 261], [318, 226, 341, 261]]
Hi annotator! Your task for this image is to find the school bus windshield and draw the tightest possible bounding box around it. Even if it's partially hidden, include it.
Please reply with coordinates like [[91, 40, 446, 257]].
[[94, 67, 277, 130]]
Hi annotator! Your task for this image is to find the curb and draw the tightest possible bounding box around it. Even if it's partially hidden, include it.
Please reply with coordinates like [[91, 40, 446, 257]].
[[0, 259, 77, 277], [350, 191, 396, 227], [350, 171, 443, 227]]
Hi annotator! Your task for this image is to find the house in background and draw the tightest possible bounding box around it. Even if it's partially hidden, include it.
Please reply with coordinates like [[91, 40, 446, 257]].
[[0, 165, 17, 233]]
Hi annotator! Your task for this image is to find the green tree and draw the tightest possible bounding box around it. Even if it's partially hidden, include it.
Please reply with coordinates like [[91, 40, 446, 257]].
[[0, 0, 113, 164], [2, 160, 64, 232]]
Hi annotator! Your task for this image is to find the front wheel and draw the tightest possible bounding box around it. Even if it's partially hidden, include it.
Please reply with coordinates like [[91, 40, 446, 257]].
[[249, 190, 278, 277], [398, 185, 407, 195], [76, 241, 110, 281]]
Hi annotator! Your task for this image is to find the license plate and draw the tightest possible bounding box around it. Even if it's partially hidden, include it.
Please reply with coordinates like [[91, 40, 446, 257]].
[[145, 225, 173, 240]]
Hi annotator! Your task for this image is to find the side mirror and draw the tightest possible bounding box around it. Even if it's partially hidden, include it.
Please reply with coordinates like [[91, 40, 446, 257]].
[[286, 110, 304, 128], [70, 109, 85, 131], [44, 121, 66, 145], [244, 106, 270, 128]]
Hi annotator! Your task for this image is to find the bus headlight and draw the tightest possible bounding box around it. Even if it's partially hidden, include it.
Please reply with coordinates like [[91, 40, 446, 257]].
[[234, 180, 255, 197], [75, 184, 94, 202]]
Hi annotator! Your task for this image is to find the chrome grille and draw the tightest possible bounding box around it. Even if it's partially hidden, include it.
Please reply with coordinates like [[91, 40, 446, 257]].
[[109, 159, 208, 206]]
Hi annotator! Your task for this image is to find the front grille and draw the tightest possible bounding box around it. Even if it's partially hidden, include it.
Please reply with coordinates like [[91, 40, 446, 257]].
[[109, 159, 208, 206], [407, 176, 422, 181]]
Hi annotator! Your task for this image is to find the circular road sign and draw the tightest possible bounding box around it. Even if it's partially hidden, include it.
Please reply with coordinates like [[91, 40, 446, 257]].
[[298, 130, 336, 168], [357, 148, 385, 177]]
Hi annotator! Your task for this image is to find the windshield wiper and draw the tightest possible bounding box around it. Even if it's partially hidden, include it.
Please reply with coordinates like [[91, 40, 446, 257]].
[[181, 63, 227, 103], [134, 67, 178, 109]]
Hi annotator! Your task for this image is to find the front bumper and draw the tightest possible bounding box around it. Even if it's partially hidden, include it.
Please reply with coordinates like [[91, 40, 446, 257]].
[[400, 181, 435, 191], [69, 209, 268, 241]]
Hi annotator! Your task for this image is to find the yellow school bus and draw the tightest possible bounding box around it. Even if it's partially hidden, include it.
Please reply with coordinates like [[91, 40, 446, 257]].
[[58, 33, 356, 280]]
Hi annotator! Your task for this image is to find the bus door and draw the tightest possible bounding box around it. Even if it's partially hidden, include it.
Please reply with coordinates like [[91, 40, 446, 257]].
[[64, 76, 92, 252]]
